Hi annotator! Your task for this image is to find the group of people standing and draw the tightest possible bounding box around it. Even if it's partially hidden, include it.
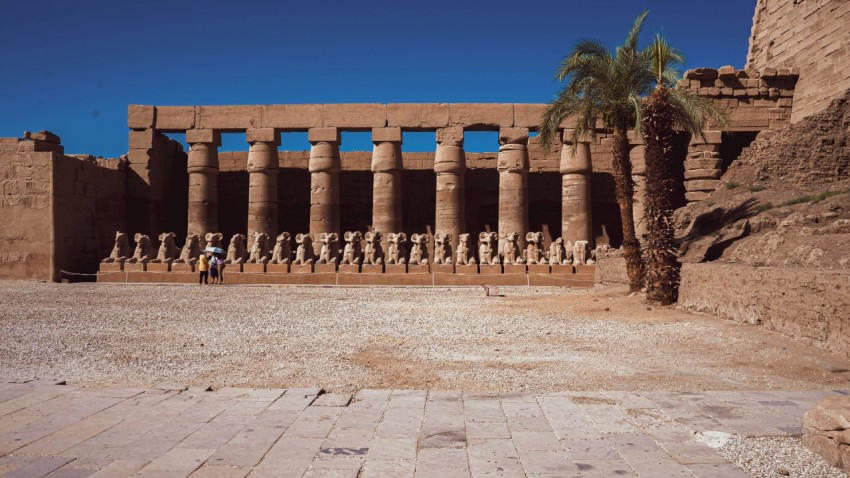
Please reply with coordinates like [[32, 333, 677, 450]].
[[197, 252, 224, 285]]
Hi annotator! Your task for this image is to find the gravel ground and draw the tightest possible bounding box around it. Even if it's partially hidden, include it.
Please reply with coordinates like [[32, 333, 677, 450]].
[[718, 435, 847, 478], [0, 282, 847, 392]]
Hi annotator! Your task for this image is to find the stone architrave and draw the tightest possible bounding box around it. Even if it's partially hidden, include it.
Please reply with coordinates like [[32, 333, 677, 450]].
[[246, 128, 280, 239], [371, 127, 403, 251], [186, 129, 221, 237], [560, 132, 593, 247], [434, 127, 466, 252], [497, 127, 530, 253], [309, 127, 341, 252]]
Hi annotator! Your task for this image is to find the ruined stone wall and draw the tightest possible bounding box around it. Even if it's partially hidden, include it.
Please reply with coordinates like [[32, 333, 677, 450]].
[[53, 156, 126, 276], [747, 0, 850, 122], [0, 138, 55, 281], [679, 263, 850, 358]]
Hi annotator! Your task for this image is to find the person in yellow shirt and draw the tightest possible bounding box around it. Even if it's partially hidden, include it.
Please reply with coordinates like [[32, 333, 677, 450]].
[[198, 252, 210, 285]]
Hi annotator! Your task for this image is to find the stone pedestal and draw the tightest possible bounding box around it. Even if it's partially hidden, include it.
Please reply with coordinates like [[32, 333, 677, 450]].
[[361, 264, 384, 274], [372, 128, 403, 251], [124, 262, 146, 272], [242, 263, 266, 273], [171, 263, 195, 273], [339, 264, 360, 274], [455, 264, 479, 274], [247, 128, 280, 239], [479, 264, 503, 274], [551, 264, 575, 275], [315, 263, 338, 273], [431, 263, 455, 274], [266, 264, 290, 274], [290, 264, 314, 274], [407, 264, 430, 274], [435, 127, 465, 253], [147, 263, 171, 273], [503, 264, 526, 274], [309, 128, 341, 252], [99, 263, 123, 273], [560, 134, 593, 247], [385, 264, 407, 274], [186, 129, 221, 237], [497, 128, 529, 253], [527, 264, 550, 275]]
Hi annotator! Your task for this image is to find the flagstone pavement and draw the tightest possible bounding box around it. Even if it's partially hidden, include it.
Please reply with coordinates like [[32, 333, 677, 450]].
[[0, 380, 844, 477]]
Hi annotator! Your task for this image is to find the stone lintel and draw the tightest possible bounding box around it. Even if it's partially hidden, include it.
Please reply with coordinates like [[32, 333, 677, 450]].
[[155, 106, 195, 130], [246, 128, 280, 145], [689, 130, 723, 145], [387, 103, 449, 129], [128, 105, 155, 129], [449, 103, 513, 129], [372, 127, 402, 143], [308, 127, 340, 143], [322, 104, 386, 128], [186, 129, 221, 145]]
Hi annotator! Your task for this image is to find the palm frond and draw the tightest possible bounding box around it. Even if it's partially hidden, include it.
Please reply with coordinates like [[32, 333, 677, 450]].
[[666, 87, 729, 139]]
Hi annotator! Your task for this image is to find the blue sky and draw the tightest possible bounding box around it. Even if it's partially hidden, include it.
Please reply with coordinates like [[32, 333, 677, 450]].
[[0, 0, 756, 156]]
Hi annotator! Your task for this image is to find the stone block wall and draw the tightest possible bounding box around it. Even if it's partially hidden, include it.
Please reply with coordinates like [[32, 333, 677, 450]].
[[747, 0, 850, 122], [0, 135, 127, 281], [0, 138, 56, 281], [679, 262, 850, 358]]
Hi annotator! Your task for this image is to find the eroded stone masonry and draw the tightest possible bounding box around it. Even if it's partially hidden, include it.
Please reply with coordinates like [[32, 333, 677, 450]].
[[0, 66, 799, 284]]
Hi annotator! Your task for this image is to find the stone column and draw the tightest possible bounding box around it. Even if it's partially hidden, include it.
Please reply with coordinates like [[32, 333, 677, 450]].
[[246, 128, 280, 238], [308, 127, 341, 250], [186, 129, 221, 237], [371, 127, 403, 249], [629, 143, 648, 238], [434, 127, 465, 252], [684, 130, 723, 203], [560, 132, 593, 247], [497, 128, 529, 253]]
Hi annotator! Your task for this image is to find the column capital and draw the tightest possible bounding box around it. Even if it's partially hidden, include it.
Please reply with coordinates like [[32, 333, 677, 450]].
[[372, 127, 402, 143], [246, 128, 280, 146], [308, 127, 340, 144], [499, 127, 529, 146], [436, 127, 464, 147], [560, 141, 592, 174], [186, 129, 221, 146]]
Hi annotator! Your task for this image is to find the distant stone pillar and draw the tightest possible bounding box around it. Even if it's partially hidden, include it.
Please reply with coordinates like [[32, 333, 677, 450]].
[[309, 127, 341, 250], [497, 128, 529, 253], [560, 131, 593, 247], [629, 143, 648, 238], [186, 129, 221, 237], [434, 127, 465, 252], [246, 128, 280, 238], [371, 127, 403, 249], [684, 130, 723, 203]]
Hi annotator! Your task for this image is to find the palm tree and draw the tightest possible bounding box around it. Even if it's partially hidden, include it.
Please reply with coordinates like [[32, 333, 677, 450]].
[[539, 11, 654, 293], [641, 35, 725, 304]]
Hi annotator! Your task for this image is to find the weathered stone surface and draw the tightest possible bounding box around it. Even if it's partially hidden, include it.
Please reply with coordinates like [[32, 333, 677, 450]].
[[322, 104, 386, 128], [128, 105, 155, 129], [186, 129, 220, 145], [262, 104, 323, 129], [513, 104, 545, 128], [449, 103, 513, 129], [155, 106, 195, 130], [246, 128, 280, 145], [198, 105, 261, 130], [308, 127, 341, 143], [371, 127, 402, 143], [387, 103, 449, 129]]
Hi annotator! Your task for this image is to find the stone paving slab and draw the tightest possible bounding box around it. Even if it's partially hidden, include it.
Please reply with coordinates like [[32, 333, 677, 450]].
[[0, 382, 846, 477]]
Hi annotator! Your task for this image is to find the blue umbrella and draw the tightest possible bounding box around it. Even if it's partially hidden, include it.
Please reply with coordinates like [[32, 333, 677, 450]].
[[205, 246, 224, 254]]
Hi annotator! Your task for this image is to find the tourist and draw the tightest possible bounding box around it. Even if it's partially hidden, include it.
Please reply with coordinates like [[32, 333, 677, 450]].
[[209, 254, 220, 285], [218, 253, 225, 284], [198, 252, 209, 285]]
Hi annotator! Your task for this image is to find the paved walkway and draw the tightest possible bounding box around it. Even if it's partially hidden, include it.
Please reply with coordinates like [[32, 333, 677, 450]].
[[0, 380, 843, 477]]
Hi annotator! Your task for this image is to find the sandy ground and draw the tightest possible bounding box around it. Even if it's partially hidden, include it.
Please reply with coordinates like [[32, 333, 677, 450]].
[[1, 282, 848, 393]]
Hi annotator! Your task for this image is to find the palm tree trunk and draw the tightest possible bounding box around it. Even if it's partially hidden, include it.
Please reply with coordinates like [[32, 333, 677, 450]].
[[641, 87, 678, 304], [610, 128, 643, 292]]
